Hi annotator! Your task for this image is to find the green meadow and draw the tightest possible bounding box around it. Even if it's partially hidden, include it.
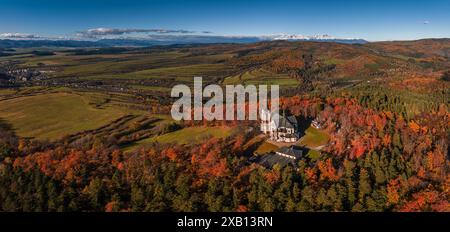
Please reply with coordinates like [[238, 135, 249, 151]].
[[85, 63, 228, 82], [0, 92, 126, 140], [298, 126, 330, 148], [254, 141, 279, 155], [124, 126, 234, 152]]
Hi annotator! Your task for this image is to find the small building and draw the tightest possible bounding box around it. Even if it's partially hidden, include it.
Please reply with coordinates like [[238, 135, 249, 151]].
[[260, 109, 299, 143], [254, 146, 304, 169], [275, 146, 303, 160]]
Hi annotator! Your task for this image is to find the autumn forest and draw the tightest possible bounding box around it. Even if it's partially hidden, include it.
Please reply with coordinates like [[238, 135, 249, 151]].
[[0, 39, 449, 212]]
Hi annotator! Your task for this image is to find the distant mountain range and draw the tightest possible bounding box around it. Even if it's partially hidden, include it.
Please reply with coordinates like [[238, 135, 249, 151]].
[[0, 34, 368, 48], [267, 34, 368, 44]]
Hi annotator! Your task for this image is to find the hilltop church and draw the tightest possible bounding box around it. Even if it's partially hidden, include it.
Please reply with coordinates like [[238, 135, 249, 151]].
[[260, 109, 299, 143]]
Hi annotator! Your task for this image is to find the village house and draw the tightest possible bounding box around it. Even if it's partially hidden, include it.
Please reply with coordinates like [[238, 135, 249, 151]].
[[260, 109, 299, 143]]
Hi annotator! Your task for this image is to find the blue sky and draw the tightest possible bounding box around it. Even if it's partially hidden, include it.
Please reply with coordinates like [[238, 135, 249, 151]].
[[1, 0, 449, 41]]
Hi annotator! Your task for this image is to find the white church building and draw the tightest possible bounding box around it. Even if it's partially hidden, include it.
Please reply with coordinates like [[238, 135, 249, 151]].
[[260, 109, 299, 143]]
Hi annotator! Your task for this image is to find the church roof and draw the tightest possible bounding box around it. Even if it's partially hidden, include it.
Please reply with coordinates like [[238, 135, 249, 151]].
[[274, 114, 298, 129]]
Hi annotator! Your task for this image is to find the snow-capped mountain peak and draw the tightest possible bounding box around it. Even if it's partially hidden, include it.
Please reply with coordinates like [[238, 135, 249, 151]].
[[262, 34, 366, 44]]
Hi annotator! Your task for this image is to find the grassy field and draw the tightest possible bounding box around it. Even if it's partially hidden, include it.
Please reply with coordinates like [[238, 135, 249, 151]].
[[0, 92, 126, 140], [124, 126, 233, 151], [0, 88, 17, 96], [128, 85, 171, 92], [254, 141, 279, 155], [79, 63, 229, 82], [223, 69, 298, 87], [298, 126, 330, 148], [305, 149, 322, 161], [36, 51, 234, 83]]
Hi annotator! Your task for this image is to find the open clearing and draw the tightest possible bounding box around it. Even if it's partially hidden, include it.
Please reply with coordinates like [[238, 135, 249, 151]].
[[124, 126, 233, 151], [254, 141, 279, 155], [136, 126, 232, 145], [0, 92, 125, 140], [298, 126, 330, 148], [305, 149, 322, 161]]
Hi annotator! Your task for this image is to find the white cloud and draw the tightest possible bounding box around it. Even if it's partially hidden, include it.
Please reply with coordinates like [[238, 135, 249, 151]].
[[0, 33, 41, 39], [76, 28, 203, 38]]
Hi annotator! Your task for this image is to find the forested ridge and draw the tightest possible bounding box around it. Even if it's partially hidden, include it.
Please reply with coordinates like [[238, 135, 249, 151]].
[[0, 93, 448, 212]]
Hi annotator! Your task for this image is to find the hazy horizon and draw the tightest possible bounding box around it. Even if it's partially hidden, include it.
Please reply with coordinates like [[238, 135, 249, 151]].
[[1, 0, 449, 41]]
